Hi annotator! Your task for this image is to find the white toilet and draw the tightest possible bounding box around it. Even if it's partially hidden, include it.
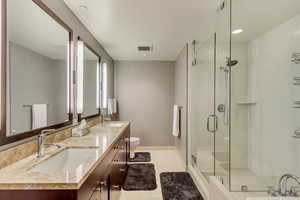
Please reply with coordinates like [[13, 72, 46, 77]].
[[129, 137, 140, 159]]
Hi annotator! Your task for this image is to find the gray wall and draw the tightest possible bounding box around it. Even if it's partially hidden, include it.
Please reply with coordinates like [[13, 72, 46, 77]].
[[42, 0, 114, 100], [114, 61, 175, 146], [9, 42, 67, 134], [106, 60, 114, 99], [174, 46, 188, 164]]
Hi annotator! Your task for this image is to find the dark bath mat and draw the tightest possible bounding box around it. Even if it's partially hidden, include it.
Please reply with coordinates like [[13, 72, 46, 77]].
[[160, 172, 203, 200], [123, 164, 157, 191], [129, 152, 151, 162]]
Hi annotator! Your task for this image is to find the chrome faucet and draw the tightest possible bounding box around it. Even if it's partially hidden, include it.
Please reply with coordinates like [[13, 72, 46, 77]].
[[278, 174, 300, 196], [37, 129, 61, 158]]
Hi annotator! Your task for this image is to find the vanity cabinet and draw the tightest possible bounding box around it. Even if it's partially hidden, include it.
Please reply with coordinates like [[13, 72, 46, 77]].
[[78, 126, 130, 200], [0, 126, 130, 200]]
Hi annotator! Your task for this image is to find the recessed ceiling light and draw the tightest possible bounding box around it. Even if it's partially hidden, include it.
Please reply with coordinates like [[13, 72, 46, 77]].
[[232, 29, 243, 34], [79, 5, 88, 10]]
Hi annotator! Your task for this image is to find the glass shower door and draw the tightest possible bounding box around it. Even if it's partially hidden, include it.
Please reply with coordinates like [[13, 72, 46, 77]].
[[214, 0, 231, 188], [190, 34, 216, 181]]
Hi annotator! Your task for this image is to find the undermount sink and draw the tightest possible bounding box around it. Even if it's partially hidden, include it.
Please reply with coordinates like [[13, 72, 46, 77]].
[[31, 148, 98, 173], [247, 197, 300, 200], [105, 123, 123, 128]]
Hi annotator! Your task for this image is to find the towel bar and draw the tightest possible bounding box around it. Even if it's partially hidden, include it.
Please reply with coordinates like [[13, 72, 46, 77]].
[[22, 104, 49, 108]]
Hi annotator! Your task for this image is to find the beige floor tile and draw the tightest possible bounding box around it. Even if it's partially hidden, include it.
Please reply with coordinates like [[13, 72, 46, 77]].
[[119, 148, 186, 200]]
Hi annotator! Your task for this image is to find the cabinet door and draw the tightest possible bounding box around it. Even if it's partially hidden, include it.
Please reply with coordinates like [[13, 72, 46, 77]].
[[110, 172, 121, 200], [125, 127, 130, 164], [110, 151, 125, 200]]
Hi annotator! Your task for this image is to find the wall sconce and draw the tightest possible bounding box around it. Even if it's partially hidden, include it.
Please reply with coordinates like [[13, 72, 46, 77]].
[[67, 40, 72, 113], [102, 63, 108, 109], [77, 40, 84, 114], [96, 62, 100, 109]]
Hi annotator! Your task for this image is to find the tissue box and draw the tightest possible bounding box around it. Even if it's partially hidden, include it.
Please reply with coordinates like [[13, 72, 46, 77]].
[[72, 127, 90, 137]]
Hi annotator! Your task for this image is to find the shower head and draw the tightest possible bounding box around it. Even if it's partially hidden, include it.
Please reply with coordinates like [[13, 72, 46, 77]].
[[229, 60, 239, 66]]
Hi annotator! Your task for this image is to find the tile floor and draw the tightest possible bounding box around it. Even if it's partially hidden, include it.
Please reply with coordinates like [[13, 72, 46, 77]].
[[119, 147, 186, 200]]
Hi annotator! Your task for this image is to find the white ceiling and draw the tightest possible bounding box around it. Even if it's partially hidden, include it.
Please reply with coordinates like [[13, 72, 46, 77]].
[[64, 0, 218, 61], [64, 0, 300, 61], [231, 0, 300, 42]]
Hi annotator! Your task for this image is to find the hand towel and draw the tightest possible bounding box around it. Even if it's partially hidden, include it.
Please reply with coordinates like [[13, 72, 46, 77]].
[[108, 98, 118, 115], [112, 98, 117, 114], [32, 104, 47, 129], [107, 98, 114, 115], [172, 105, 180, 137]]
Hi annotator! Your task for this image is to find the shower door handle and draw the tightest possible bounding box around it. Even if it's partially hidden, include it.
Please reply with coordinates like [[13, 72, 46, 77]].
[[207, 115, 218, 133], [215, 115, 218, 132]]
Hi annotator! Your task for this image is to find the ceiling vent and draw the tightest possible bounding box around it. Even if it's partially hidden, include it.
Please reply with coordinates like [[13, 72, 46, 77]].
[[138, 46, 153, 52]]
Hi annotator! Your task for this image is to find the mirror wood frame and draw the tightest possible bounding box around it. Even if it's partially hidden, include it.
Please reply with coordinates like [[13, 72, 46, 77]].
[[0, 0, 74, 146], [77, 38, 102, 122]]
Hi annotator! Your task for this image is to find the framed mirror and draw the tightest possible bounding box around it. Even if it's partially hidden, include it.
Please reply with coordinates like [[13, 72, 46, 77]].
[[0, 0, 73, 145], [77, 39, 101, 121]]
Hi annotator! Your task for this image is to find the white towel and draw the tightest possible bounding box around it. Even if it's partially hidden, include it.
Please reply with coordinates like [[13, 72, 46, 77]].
[[32, 104, 47, 129], [107, 98, 117, 115], [112, 98, 117, 114], [172, 105, 180, 137]]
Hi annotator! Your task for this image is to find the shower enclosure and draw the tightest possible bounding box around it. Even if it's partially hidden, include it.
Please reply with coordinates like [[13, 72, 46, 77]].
[[188, 0, 300, 193], [189, 0, 231, 188]]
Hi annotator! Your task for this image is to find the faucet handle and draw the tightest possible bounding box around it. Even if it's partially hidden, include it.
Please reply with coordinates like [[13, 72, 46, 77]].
[[41, 129, 56, 135], [288, 186, 299, 197], [37, 133, 46, 143]]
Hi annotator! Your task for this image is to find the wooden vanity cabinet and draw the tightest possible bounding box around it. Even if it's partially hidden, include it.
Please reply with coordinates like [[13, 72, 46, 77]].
[[110, 127, 130, 200], [78, 127, 130, 200], [0, 126, 130, 200]]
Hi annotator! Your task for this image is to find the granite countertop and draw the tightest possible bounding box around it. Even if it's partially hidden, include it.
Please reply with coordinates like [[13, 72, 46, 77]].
[[0, 121, 129, 190]]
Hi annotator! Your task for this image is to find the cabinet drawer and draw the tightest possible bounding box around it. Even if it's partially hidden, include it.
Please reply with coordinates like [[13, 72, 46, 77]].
[[77, 148, 115, 200], [111, 151, 127, 185]]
